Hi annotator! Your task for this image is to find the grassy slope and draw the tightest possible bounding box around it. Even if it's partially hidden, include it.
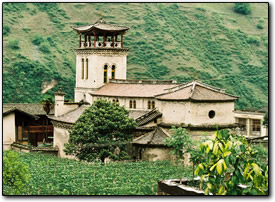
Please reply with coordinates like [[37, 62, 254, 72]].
[[3, 3, 268, 109]]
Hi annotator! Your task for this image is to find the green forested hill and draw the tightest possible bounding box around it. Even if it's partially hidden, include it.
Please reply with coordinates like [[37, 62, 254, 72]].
[[2, 3, 268, 109]]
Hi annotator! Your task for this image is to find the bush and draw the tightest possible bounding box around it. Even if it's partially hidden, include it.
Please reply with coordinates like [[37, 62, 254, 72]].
[[195, 129, 268, 195], [3, 150, 30, 195], [39, 42, 51, 53], [247, 35, 260, 46], [8, 39, 20, 49], [32, 34, 44, 45], [257, 18, 264, 29], [233, 3, 252, 15], [3, 25, 10, 36]]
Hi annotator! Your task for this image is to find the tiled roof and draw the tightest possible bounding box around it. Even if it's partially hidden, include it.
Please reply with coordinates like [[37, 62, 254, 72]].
[[133, 127, 171, 145], [3, 107, 39, 120], [128, 110, 149, 120], [73, 19, 129, 33], [48, 105, 90, 124], [3, 103, 54, 115], [91, 82, 178, 98], [156, 80, 238, 101], [136, 109, 162, 126]]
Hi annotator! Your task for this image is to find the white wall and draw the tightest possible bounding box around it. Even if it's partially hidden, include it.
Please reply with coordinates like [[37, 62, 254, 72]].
[[53, 127, 75, 159], [159, 100, 235, 126], [3, 113, 16, 150]]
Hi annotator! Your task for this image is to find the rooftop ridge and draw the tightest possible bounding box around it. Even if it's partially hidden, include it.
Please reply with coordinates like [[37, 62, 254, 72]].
[[109, 79, 177, 84]]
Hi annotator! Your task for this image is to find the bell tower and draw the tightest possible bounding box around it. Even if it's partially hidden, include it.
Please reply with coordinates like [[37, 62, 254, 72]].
[[73, 19, 129, 103]]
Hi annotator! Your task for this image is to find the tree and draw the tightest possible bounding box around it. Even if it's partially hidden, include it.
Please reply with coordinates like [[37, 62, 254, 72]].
[[195, 129, 268, 195], [233, 3, 252, 15], [64, 99, 137, 162], [3, 150, 30, 195]]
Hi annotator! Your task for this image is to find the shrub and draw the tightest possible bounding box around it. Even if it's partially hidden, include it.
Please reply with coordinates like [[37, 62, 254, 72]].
[[8, 39, 20, 49], [3, 25, 10, 36], [233, 3, 252, 15], [32, 34, 44, 45], [3, 150, 30, 195], [247, 35, 260, 46], [257, 18, 264, 29], [195, 129, 268, 195], [39, 42, 51, 53]]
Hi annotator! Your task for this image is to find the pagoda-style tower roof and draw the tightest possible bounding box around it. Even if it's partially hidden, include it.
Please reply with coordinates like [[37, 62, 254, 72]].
[[73, 19, 129, 35]]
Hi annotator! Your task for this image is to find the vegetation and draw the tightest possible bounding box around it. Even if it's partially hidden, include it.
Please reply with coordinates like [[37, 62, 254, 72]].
[[8, 39, 20, 50], [263, 112, 268, 126], [3, 151, 191, 195], [195, 129, 268, 195], [65, 100, 137, 162], [3, 25, 10, 36], [3, 3, 268, 110], [233, 3, 252, 15], [3, 150, 30, 195]]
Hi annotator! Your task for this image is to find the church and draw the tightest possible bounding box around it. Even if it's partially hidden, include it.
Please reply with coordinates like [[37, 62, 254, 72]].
[[48, 19, 239, 160]]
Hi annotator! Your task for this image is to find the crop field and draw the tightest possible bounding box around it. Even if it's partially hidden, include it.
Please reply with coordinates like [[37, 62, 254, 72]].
[[3, 152, 191, 195]]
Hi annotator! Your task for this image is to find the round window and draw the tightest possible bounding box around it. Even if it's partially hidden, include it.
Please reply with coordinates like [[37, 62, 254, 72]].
[[208, 110, 215, 119]]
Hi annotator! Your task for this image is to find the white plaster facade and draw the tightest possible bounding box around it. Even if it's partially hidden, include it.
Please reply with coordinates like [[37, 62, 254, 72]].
[[159, 100, 235, 126], [75, 49, 128, 103], [3, 113, 16, 150]]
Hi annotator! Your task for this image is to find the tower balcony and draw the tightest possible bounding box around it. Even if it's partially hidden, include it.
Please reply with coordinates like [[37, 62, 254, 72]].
[[80, 41, 122, 49]]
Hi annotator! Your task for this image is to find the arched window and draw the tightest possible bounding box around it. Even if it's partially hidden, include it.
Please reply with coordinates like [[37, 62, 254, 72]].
[[152, 101, 155, 109], [148, 101, 151, 109], [86, 58, 88, 79], [112, 99, 116, 103], [81, 58, 84, 79], [116, 99, 119, 103], [129, 100, 133, 108], [104, 64, 108, 83], [111, 65, 116, 79], [133, 100, 136, 109]]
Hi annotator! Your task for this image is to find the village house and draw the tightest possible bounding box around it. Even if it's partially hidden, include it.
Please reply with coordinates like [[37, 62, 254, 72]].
[[3, 103, 55, 151]]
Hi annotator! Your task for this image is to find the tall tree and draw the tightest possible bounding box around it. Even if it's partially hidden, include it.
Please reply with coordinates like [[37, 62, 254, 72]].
[[64, 99, 137, 162]]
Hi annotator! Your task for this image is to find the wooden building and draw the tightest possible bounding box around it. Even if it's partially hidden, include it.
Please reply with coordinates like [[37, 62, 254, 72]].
[[3, 103, 54, 149]]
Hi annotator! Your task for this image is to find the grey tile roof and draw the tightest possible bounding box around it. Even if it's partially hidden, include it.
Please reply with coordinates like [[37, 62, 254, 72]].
[[133, 127, 171, 146], [3, 107, 39, 120], [48, 105, 90, 124], [3, 103, 54, 115], [136, 109, 162, 127]]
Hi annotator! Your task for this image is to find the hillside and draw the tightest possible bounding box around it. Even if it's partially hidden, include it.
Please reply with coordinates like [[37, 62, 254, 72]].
[[2, 3, 268, 110]]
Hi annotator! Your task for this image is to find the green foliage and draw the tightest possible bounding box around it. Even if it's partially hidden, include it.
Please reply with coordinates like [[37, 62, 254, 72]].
[[164, 127, 193, 160], [3, 152, 191, 195], [3, 54, 74, 103], [32, 34, 44, 45], [3, 25, 10, 36], [3, 3, 26, 12], [233, 3, 252, 15], [65, 100, 137, 162], [3, 150, 30, 195], [257, 18, 264, 29], [195, 129, 268, 195], [247, 35, 260, 46], [8, 39, 20, 50], [39, 42, 51, 53]]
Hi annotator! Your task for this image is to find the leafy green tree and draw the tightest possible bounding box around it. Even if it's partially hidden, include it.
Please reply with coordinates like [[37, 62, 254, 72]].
[[233, 3, 252, 15], [3, 150, 30, 195], [165, 127, 205, 180], [32, 33, 44, 45], [195, 129, 268, 195], [64, 99, 137, 162]]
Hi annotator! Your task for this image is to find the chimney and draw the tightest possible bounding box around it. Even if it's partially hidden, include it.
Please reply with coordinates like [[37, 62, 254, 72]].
[[54, 88, 66, 117]]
